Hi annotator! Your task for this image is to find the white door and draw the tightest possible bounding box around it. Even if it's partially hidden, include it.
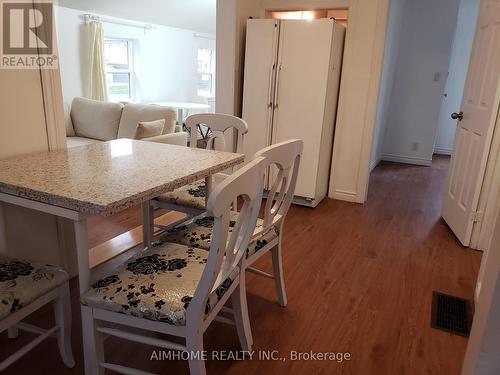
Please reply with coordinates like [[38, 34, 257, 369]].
[[442, 0, 500, 246], [241, 19, 279, 160], [272, 20, 334, 199]]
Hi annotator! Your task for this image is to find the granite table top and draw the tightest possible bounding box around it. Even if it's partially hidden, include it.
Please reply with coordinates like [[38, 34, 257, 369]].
[[0, 139, 244, 216]]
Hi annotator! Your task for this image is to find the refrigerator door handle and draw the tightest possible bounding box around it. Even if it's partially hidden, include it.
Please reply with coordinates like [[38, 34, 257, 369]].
[[273, 64, 282, 109], [267, 64, 275, 108]]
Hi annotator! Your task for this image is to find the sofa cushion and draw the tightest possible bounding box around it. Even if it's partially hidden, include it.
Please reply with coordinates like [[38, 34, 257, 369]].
[[71, 97, 123, 141], [63, 102, 75, 136], [134, 119, 165, 140], [66, 136, 102, 148], [117, 104, 176, 139]]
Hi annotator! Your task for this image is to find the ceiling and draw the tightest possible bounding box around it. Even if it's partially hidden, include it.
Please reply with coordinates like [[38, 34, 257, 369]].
[[56, 0, 216, 34]]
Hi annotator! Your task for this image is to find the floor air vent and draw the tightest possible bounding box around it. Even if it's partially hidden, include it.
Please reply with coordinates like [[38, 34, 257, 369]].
[[431, 292, 471, 337]]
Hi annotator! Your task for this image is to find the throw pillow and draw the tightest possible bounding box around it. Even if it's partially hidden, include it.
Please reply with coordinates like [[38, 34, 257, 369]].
[[133, 119, 165, 139]]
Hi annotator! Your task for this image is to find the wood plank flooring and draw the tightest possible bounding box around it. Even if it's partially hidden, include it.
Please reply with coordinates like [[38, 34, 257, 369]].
[[1, 155, 482, 374]]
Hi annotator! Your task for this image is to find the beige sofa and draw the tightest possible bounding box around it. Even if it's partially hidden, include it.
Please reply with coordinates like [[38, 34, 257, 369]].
[[65, 97, 188, 148]]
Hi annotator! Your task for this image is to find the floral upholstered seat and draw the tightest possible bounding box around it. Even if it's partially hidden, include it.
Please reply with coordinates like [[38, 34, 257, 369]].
[[155, 180, 206, 211], [81, 242, 238, 326], [158, 212, 280, 258], [0, 256, 69, 320]]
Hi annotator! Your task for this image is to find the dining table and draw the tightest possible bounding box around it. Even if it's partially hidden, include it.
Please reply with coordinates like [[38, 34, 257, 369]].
[[0, 139, 244, 295]]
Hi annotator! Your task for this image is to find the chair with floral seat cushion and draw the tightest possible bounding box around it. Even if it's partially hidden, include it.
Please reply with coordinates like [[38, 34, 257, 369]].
[[142, 113, 249, 246], [158, 212, 279, 259], [81, 243, 239, 326], [81, 156, 266, 375], [157, 139, 303, 307], [0, 256, 75, 371]]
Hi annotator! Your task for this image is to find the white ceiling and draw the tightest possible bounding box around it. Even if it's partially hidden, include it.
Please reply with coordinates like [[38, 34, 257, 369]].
[[56, 0, 216, 34]]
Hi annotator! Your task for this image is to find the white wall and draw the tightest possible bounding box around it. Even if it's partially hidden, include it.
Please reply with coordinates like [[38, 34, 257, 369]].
[[379, 0, 460, 166], [55, 6, 215, 104], [434, 0, 480, 155], [370, 0, 406, 171]]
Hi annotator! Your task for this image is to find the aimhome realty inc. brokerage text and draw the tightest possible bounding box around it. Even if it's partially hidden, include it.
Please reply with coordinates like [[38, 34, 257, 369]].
[[150, 350, 352, 363]]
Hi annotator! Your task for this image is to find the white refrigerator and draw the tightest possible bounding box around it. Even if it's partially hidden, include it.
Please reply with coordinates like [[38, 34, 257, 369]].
[[242, 18, 345, 207]]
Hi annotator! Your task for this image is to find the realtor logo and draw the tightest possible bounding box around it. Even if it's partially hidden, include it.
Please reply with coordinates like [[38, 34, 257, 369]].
[[1, 1, 57, 69]]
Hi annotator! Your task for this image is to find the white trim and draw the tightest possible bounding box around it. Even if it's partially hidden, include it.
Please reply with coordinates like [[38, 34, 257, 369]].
[[434, 147, 454, 155], [39, 67, 67, 151], [355, 0, 391, 202], [332, 189, 359, 202], [38, 12, 67, 151], [381, 153, 432, 166], [328, 0, 391, 203]]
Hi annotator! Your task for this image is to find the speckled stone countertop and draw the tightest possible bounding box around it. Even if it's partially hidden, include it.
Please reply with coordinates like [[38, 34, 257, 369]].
[[0, 139, 244, 216]]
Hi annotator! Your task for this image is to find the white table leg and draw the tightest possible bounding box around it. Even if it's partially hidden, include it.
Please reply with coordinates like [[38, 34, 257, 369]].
[[141, 201, 153, 249], [205, 176, 212, 207], [74, 218, 90, 295], [177, 108, 184, 126], [0, 203, 7, 254]]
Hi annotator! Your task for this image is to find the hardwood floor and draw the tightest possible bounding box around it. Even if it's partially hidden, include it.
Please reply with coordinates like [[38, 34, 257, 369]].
[[1, 155, 482, 374]]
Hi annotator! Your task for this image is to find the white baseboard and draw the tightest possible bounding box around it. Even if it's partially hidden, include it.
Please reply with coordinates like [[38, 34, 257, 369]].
[[433, 147, 453, 156], [329, 189, 361, 203], [381, 153, 432, 166]]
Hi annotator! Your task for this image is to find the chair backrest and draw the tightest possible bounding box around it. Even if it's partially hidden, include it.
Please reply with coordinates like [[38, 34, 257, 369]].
[[252, 139, 303, 231], [185, 113, 248, 153], [186, 156, 266, 324]]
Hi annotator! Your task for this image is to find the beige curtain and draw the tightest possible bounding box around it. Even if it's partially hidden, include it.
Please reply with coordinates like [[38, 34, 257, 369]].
[[85, 21, 108, 101]]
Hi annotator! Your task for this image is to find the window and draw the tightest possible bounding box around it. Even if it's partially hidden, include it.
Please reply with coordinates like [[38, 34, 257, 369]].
[[104, 39, 134, 102], [197, 47, 215, 97]]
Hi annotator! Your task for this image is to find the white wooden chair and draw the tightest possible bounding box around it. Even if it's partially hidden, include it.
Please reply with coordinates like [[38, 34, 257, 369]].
[[80, 156, 266, 375], [157, 139, 303, 307], [151, 113, 248, 216], [0, 256, 75, 371]]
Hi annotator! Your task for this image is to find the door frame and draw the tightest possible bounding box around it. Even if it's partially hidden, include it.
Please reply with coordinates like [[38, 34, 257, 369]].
[[36, 2, 74, 274], [40, 67, 67, 151], [36, 1, 67, 151]]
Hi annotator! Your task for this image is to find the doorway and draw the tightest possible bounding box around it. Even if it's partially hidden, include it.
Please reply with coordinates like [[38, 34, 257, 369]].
[[371, 0, 480, 171]]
